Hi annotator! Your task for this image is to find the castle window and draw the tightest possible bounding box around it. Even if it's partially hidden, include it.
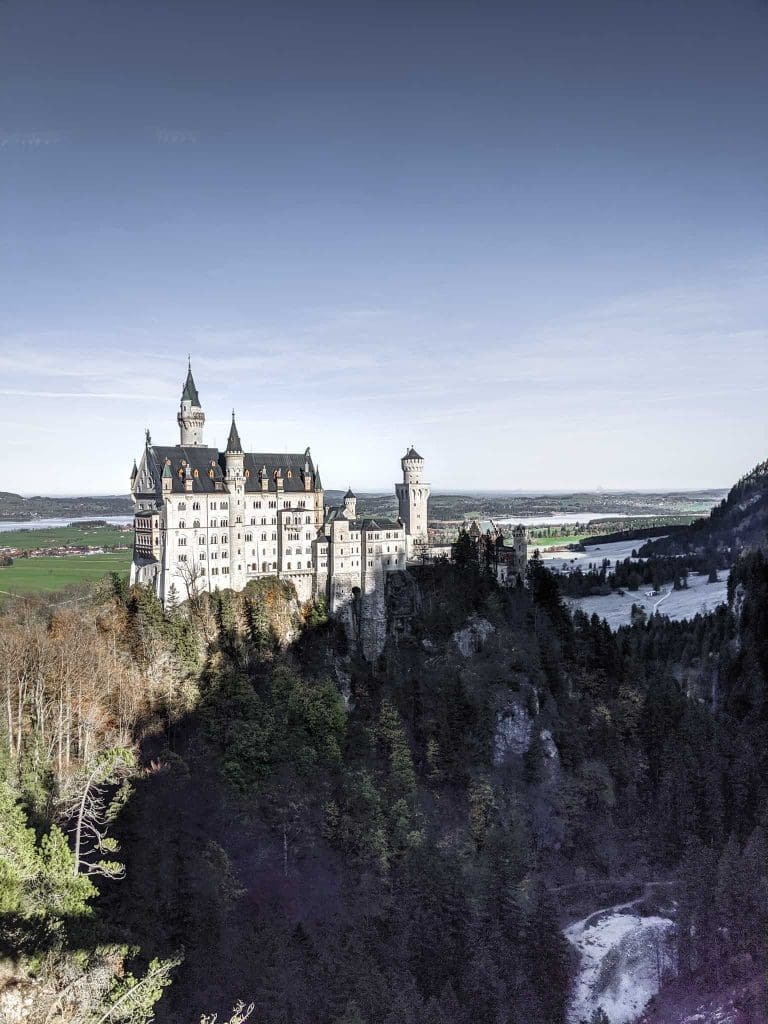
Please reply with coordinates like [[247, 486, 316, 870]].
[[178, 537, 186, 546], [256, 501, 262, 509], [245, 533, 252, 542], [211, 519, 217, 528], [178, 502, 186, 511], [211, 502, 217, 510], [221, 519, 228, 527], [211, 552, 217, 560], [199, 552, 206, 560], [193, 470, 199, 478], [178, 520, 186, 529], [193, 519, 200, 529], [220, 501, 228, 509], [287, 562, 292, 570], [179, 554, 187, 562], [222, 550, 228, 559], [211, 535, 217, 544], [261, 533, 267, 541], [287, 470, 292, 478], [198, 536, 205, 545], [222, 567, 229, 575], [297, 561, 301, 569], [250, 517, 256, 525]]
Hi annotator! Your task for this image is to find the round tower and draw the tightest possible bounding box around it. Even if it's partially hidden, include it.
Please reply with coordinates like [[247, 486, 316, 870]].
[[177, 360, 205, 446], [342, 487, 357, 520], [395, 446, 430, 553], [513, 524, 528, 576]]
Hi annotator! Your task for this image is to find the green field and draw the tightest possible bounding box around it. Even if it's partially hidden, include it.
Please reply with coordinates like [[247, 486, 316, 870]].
[[0, 524, 130, 551], [528, 534, 586, 548], [0, 551, 132, 595]]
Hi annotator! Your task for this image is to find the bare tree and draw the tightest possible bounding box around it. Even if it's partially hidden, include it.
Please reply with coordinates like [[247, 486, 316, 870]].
[[60, 747, 136, 879]]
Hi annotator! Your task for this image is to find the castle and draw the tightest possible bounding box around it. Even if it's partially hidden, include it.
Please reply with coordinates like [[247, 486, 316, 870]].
[[129, 364, 431, 611]]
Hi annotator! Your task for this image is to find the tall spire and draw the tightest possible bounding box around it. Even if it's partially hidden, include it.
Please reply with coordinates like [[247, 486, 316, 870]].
[[178, 359, 205, 446], [181, 359, 201, 406], [226, 410, 243, 453]]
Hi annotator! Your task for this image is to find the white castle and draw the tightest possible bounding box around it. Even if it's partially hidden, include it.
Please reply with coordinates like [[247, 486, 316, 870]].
[[129, 363, 431, 611]]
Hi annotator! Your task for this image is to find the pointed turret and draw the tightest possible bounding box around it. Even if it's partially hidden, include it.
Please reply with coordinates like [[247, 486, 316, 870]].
[[226, 410, 243, 453], [181, 360, 201, 405], [177, 359, 206, 446], [224, 410, 245, 483]]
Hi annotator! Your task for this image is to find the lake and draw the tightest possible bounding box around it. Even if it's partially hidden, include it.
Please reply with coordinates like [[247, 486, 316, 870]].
[[0, 515, 134, 533]]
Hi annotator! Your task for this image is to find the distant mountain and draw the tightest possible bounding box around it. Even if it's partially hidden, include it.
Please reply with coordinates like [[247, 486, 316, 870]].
[[643, 458, 768, 557], [0, 492, 133, 522]]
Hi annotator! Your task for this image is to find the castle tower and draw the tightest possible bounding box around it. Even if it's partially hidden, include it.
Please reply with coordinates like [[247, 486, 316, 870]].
[[177, 360, 205, 446], [342, 487, 357, 520], [224, 410, 244, 481], [512, 524, 528, 576], [395, 447, 430, 554], [314, 464, 325, 527]]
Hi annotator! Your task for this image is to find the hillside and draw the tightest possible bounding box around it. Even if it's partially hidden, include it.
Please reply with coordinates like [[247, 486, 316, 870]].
[[642, 458, 768, 558], [2, 547, 768, 1023], [0, 491, 133, 521]]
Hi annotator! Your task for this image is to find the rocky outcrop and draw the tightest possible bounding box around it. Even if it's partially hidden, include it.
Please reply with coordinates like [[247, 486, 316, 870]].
[[493, 693, 535, 763], [452, 615, 495, 657]]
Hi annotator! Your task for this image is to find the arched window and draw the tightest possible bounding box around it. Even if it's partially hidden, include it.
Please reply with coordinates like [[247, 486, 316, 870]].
[[178, 520, 186, 529], [193, 519, 200, 529]]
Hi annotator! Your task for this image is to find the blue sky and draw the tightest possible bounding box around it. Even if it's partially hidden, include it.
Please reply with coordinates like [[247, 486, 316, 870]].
[[1, 0, 767, 494]]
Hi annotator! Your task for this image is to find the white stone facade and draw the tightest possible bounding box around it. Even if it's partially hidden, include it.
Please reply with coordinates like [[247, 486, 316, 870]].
[[130, 366, 423, 610]]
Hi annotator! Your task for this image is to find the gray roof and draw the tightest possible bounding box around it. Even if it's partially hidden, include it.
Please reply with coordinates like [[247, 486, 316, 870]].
[[358, 517, 404, 531], [344, 487, 356, 499], [181, 365, 201, 406], [136, 445, 318, 497], [404, 447, 423, 460]]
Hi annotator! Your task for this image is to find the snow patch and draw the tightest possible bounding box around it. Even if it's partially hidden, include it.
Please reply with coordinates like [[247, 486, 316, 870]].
[[565, 905, 676, 1024]]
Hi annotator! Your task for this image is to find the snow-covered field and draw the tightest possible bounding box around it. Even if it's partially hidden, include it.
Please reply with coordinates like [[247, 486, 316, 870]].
[[565, 901, 676, 1024], [534, 537, 730, 629], [538, 537, 648, 572], [566, 570, 729, 629]]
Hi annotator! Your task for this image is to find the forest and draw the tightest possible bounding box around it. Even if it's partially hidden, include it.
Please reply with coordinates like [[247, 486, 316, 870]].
[[1, 535, 768, 1022]]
